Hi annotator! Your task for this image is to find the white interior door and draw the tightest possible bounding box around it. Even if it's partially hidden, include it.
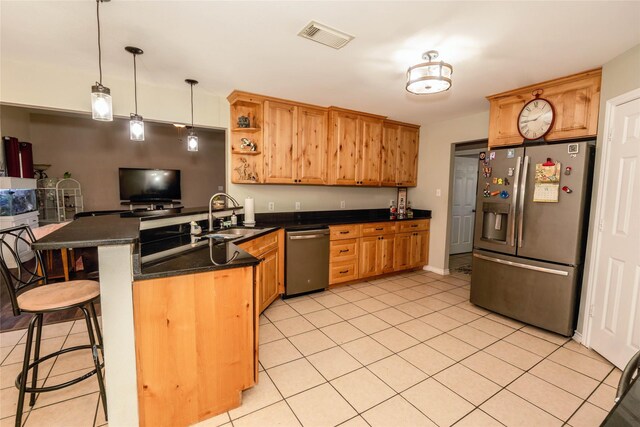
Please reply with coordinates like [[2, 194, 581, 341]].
[[588, 91, 640, 369], [450, 156, 478, 254]]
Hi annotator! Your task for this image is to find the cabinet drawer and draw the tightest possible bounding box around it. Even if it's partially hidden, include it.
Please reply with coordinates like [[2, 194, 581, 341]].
[[397, 219, 429, 233], [330, 239, 358, 261], [330, 224, 361, 240], [361, 222, 396, 236], [238, 231, 278, 256], [329, 260, 358, 285]]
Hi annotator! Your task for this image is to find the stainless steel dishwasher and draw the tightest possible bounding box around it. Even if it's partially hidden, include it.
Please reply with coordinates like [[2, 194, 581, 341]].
[[285, 227, 330, 298]]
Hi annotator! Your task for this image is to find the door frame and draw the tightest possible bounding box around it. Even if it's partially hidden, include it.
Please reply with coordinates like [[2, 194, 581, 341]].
[[445, 139, 487, 271], [582, 87, 640, 347]]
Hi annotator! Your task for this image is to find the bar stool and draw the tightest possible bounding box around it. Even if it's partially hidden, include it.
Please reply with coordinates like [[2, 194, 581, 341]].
[[0, 225, 107, 427]]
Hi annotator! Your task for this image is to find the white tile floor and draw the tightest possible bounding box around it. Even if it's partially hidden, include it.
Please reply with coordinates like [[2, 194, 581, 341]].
[[0, 269, 620, 427]]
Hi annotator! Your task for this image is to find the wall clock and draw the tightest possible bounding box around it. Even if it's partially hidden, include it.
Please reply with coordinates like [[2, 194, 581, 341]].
[[517, 96, 555, 140]]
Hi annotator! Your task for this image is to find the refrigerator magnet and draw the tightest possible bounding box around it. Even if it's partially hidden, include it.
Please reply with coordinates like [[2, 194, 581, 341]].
[[568, 143, 579, 154], [499, 190, 510, 198], [479, 151, 486, 160], [506, 149, 515, 159], [490, 151, 496, 160]]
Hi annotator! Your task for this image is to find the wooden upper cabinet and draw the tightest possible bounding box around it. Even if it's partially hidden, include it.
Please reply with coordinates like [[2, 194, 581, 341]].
[[358, 115, 383, 185], [381, 122, 399, 186], [328, 108, 385, 186], [381, 121, 420, 187], [263, 101, 328, 184], [329, 110, 360, 185], [264, 100, 297, 183], [487, 69, 601, 148], [297, 106, 328, 184]]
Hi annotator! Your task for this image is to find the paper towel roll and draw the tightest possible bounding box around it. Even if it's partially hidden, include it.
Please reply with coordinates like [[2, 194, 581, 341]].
[[244, 197, 255, 226]]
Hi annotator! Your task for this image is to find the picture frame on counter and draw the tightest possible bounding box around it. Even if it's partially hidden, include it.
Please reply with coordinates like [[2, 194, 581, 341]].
[[397, 187, 407, 216]]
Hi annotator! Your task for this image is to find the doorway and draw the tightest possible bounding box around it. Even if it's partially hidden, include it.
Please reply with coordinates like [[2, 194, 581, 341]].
[[448, 140, 487, 274]]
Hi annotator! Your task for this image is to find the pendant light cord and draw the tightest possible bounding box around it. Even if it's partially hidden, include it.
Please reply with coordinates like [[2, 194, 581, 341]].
[[133, 53, 138, 114], [190, 84, 194, 127], [96, 0, 103, 85]]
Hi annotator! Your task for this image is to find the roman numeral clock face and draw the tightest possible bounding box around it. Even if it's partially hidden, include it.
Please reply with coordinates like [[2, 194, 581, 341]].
[[517, 98, 554, 140]]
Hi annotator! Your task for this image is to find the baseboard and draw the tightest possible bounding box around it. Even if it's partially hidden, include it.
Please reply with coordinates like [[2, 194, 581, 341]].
[[423, 265, 450, 276], [572, 331, 583, 344]]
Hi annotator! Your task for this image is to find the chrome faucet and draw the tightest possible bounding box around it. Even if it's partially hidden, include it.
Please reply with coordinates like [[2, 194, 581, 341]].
[[208, 193, 241, 231]]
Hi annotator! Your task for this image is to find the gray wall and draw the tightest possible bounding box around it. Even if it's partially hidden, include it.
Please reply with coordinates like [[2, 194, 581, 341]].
[[0, 105, 226, 211], [577, 44, 640, 335]]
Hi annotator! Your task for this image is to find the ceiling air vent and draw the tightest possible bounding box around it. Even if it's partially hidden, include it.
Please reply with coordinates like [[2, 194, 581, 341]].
[[298, 21, 354, 50]]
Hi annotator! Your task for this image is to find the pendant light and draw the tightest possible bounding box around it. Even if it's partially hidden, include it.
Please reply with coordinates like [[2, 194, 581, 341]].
[[91, 0, 113, 121], [406, 50, 453, 95], [125, 46, 144, 141], [185, 79, 199, 152]]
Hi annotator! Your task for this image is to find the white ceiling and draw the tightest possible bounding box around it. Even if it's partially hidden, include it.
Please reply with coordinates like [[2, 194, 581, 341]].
[[2, 1, 639, 125]]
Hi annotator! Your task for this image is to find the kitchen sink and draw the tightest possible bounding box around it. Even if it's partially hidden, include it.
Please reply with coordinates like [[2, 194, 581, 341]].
[[201, 227, 268, 241]]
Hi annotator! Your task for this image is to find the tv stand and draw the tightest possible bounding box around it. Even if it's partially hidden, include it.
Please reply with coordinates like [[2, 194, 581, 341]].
[[121, 201, 182, 211]]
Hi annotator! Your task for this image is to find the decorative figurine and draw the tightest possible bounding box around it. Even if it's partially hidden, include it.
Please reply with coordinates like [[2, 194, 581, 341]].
[[240, 137, 257, 151], [237, 116, 250, 128]]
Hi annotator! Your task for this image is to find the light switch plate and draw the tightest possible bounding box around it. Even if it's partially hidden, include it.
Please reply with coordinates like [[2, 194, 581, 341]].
[[340, 201, 346, 209], [295, 202, 301, 211], [436, 189, 442, 197]]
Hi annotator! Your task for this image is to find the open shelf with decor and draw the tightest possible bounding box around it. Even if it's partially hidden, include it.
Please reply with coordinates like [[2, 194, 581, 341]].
[[228, 91, 266, 184]]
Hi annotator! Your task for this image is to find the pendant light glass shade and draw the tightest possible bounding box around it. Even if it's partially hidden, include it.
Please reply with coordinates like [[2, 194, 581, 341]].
[[91, 84, 113, 121], [91, 0, 112, 121], [406, 50, 453, 95], [130, 114, 145, 141], [126, 46, 144, 141], [187, 129, 199, 152], [185, 79, 199, 152]]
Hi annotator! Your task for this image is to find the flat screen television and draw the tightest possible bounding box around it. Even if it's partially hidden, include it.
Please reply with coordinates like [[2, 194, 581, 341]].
[[119, 168, 181, 202]]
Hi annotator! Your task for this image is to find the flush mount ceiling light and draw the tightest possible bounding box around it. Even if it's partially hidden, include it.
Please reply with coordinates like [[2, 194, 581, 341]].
[[91, 0, 112, 121], [125, 46, 144, 141], [185, 79, 199, 152], [406, 50, 453, 95]]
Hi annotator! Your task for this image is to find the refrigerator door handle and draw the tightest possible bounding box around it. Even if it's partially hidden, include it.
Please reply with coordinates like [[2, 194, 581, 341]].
[[473, 253, 569, 276], [518, 156, 530, 248], [510, 156, 522, 247]]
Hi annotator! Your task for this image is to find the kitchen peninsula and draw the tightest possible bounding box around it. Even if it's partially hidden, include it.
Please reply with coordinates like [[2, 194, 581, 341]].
[[31, 206, 431, 427]]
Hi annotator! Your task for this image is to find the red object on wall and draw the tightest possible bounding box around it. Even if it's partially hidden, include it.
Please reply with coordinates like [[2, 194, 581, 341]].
[[3, 137, 34, 178]]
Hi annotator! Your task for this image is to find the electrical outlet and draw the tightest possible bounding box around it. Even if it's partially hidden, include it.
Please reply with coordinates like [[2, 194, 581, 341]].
[[340, 200, 346, 209], [268, 202, 275, 212], [217, 186, 223, 191], [390, 199, 395, 206], [295, 202, 301, 211], [436, 189, 442, 197]]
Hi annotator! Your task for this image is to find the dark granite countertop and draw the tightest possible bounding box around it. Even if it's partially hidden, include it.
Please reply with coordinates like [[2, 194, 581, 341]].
[[251, 208, 431, 230], [32, 216, 140, 250], [136, 240, 260, 280]]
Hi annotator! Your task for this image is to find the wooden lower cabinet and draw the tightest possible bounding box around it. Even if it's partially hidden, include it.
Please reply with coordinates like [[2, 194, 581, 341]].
[[133, 267, 255, 427], [360, 235, 395, 278], [237, 230, 284, 313], [330, 219, 430, 285]]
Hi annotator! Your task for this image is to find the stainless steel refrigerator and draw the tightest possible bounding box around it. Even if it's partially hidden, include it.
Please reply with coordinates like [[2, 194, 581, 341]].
[[470, 140, 595, 336]]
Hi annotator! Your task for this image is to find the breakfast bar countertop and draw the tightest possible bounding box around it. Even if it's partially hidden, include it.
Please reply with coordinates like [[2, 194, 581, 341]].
[[31, 215, 140, 250]]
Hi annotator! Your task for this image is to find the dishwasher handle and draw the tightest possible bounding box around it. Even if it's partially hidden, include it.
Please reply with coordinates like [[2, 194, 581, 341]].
[[289, 234, 328, 240]]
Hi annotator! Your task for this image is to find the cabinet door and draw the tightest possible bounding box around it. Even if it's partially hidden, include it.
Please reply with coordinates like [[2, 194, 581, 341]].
[[259, 248, 279, 313], [394, 233, 412, 271], [264, 101, 298, 184], [397, 126, 419, 187], [488, 94, 528, 148], [544, 74, 601, 141], [381, 123, 400, 187], [297, 107, 328, 184], [410, 231, 429, 267], [358, 116, 383, 186], [329, 111, 359, 185], [379, 235, 395, 274], [359, 236, 379, 278]]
